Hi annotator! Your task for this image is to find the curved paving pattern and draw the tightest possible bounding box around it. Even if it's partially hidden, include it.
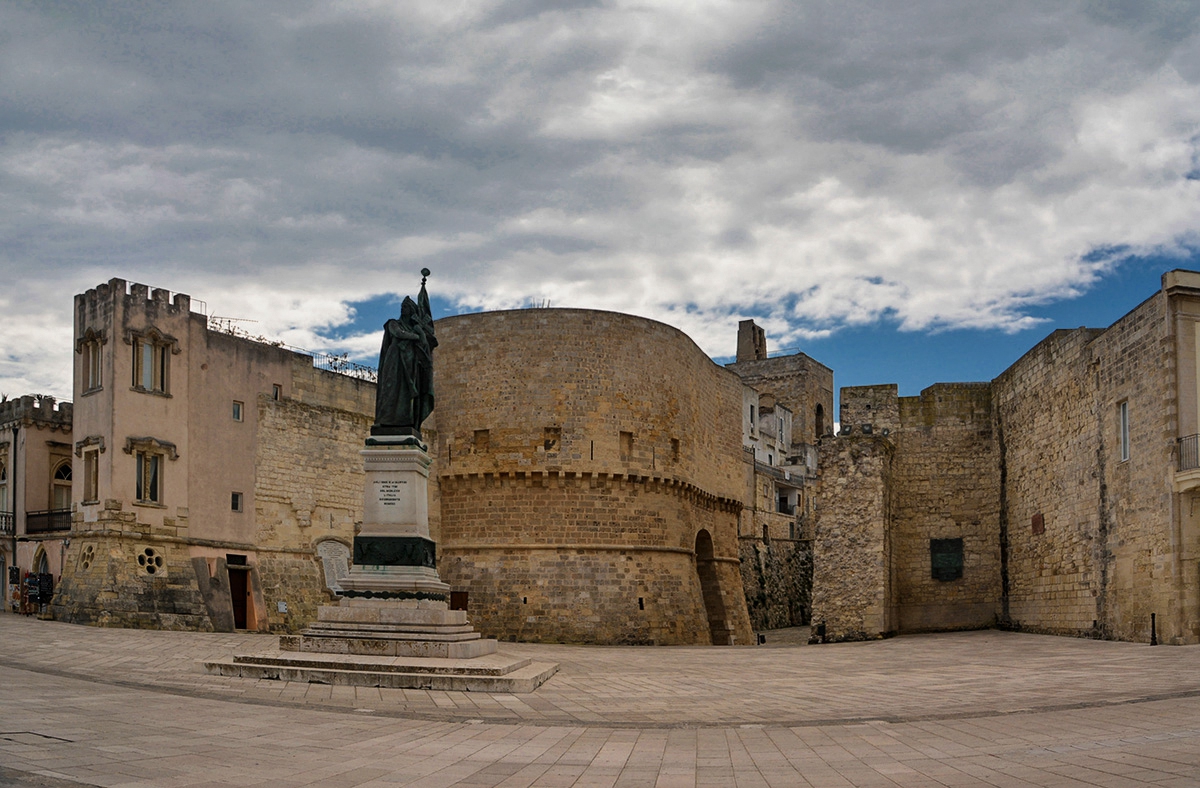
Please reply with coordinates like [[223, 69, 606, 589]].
[[2, 616, 1199, 786]]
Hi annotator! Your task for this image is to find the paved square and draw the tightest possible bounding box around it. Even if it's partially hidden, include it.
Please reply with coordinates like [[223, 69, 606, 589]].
[[1, 616, 1198, 786]]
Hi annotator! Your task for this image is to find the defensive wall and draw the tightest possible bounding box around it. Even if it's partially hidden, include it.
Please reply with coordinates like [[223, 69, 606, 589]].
[[50, 284, 767, 645], [995, 282, 1194, 644], [430, 309, 754, 645], [815, 270, 1200, 644]]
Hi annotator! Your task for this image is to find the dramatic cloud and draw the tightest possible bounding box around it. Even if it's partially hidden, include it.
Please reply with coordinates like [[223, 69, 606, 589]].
[[2, 0, 1200, 397]]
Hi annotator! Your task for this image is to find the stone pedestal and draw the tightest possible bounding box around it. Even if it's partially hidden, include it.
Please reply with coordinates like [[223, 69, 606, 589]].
[[206, 440, 557, 691], [340, 442, 451, 600], [294, 440, 496, 658]]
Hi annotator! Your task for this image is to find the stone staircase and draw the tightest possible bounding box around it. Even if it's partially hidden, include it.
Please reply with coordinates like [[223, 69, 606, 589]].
[[203, 649, 558, 693]]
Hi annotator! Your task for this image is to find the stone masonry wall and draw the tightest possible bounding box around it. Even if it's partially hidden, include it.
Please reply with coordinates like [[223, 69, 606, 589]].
[[812, 437, 894, 640], [252, 393, 371, 632], [726, 353, 835, 445], [51, 502, 215, 630], [739, 535, 812, 630], [891, 384, 1001, 631], [994, 328, 1110, 636], [1089, 293, 1176, 642], [432, 309, 753, 645], [995, 294, 1179, 642]]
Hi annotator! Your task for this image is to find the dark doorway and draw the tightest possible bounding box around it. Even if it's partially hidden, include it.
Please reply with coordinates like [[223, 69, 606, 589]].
[[694, 529, 731, 645], [228, 568, 248, 630]]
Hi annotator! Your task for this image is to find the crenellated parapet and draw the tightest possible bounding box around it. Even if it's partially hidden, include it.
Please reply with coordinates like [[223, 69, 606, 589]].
[[0, 395, 73, 431]]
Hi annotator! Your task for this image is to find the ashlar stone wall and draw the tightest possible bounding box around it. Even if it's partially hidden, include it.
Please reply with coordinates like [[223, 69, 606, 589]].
[[891, 384, 1001, 632], [994, 291, 1187, 642], [726, 353, 834, 446], [995, 328, 1121, 637], [431, 308, 753, 645], [252, 392, 372, 632]]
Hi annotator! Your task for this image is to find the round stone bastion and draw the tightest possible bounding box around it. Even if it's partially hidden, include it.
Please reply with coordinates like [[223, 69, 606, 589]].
[[430, 308, 754, 645]]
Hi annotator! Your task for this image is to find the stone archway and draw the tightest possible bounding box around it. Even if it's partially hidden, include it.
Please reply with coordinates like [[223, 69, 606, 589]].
[[694, 529, 732, 645]]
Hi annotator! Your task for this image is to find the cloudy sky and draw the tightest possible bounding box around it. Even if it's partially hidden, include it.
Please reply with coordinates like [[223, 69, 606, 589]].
[[3, 1, 1199, 404]]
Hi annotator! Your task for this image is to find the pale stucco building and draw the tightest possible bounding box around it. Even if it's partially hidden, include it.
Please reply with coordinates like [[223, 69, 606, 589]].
[[1, 395, 73, 611]]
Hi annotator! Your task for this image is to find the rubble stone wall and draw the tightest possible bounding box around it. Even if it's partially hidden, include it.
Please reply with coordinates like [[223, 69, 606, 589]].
[[812, 437, 894, 640]]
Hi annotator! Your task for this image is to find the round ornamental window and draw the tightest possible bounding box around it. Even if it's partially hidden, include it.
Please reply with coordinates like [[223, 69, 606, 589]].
[[79, 544, 95, 571], [136, 547, 164, 575]]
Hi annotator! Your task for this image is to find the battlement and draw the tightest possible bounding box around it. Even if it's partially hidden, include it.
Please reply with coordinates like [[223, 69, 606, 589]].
[[77, 277, 193, 315], [0, 394, 73, 428]]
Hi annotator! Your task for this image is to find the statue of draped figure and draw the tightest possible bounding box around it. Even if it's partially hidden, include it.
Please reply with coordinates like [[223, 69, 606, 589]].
[[372, 270, 436, 440]]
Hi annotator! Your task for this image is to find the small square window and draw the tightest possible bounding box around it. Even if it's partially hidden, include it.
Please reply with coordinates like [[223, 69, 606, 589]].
[[231, 492, 243, 512], [930, 538, 964, 581], [232, 401, 244, 422]]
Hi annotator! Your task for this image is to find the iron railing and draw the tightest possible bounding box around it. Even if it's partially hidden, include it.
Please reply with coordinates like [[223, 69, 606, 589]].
[[310, 352, 377, 383], [1180, 434, 1200, 472], [25, 509, 71, 534], [0, 511, 12, 536], [208, 318, 378, 383]]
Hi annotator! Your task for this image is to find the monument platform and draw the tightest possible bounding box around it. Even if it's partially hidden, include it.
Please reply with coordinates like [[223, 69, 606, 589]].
[[204, 649, 558, 693], [205, 440, 557, 692], [280, 598, 498, 659]]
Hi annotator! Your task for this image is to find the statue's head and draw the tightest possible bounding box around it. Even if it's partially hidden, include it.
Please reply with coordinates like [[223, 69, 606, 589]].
[[401, 296, 418, 320]]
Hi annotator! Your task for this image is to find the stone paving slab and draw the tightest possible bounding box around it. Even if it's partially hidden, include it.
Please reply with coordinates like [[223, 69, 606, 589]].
[[3, 617, 1198, 728], [2, 615, 1200, 786]]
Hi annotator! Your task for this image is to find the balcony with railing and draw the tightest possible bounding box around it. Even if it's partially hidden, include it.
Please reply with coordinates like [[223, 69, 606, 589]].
[[1180, 435, 1200, 472], [25, 509, 71, 534], [0, 511, 12, 536], [1174, 435, 1200, 492]]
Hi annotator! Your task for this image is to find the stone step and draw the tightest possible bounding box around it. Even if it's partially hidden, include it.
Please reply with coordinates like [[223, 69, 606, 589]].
[[281, 632, 498, 658], [232, 651, 531, 676], [202, 655, 558, 693], [303, 622, 482, 637]]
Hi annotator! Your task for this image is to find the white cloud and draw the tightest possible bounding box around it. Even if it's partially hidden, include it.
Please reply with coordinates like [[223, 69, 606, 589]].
[[1, 0, 1199, 397]]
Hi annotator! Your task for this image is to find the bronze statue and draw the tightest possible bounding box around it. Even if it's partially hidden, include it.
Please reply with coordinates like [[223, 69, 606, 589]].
[[372, 269, 437, 439]]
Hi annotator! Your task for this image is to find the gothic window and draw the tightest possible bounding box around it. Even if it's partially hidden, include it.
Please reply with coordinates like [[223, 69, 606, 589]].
[[52, 461, 72, 511], [77, 328, 106, 394], [83, 339, 102, 391], [0, 463, 7, 513], [126, 327, 177, 395], [136, 452, 162, 504], [133, 337, 168, 392], [82, 450, 99, 503]]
